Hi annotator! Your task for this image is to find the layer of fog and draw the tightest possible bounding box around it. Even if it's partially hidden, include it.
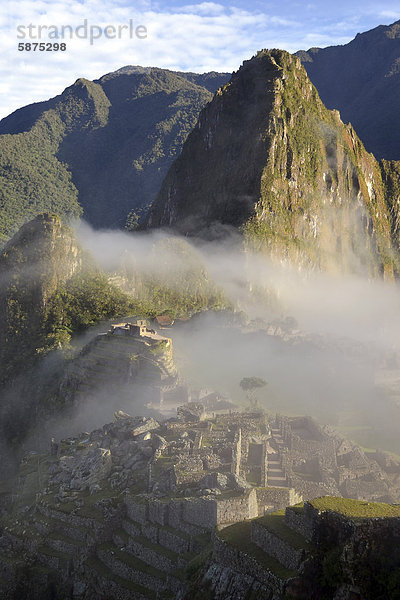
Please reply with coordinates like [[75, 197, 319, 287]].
[[13, 218, 400, 457], [75, 219, 400, 349], [68, 221, 400, 453]]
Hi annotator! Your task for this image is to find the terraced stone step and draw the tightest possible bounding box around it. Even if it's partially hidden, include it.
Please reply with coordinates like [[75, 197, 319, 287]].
[[47, 530, 83, 555], [33, 511, 95, 543], [36, 543, 73, 571], [169, 519, 208, 538], [251, 512, 312, 571], [86, 555, 157, 600], [38, 500, 104, 526], [113, 527, 130, 548], [159, 524, 192, 553], [141, 522, 192, 554], [217, 521, 298, 582], [97, 542, 166, 592], [0, 552, 20, 580], [126, 536, 178, 572], [121, 517, 142, 538]]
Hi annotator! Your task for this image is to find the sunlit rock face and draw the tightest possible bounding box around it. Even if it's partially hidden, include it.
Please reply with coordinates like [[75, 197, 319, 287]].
[[147, 50, 397, 279]]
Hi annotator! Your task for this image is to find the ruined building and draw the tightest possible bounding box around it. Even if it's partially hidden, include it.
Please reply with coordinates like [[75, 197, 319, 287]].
[[1, 399, 400, 599]]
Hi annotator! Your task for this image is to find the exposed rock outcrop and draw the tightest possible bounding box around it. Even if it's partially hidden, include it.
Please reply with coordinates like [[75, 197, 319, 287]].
[[147, 50, 397, 278]]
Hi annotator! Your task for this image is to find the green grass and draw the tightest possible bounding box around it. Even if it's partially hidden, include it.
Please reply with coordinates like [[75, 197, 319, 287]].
[[255, 510, 312, 551], [47, 530, 81, 547], [162, 524, 191, 541], [218, 521, 297, 580], [86, 555, 157, 599], [310, 496, 400, 518], [113, 528, 130, 545], [288, 502, 304, 515], [37, 544, 72, 560], [99, 542, 167, 580], [133, 536, 179, 561]]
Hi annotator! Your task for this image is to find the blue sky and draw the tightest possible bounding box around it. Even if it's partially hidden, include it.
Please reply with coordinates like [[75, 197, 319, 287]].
[[1, 0, 399, 119]]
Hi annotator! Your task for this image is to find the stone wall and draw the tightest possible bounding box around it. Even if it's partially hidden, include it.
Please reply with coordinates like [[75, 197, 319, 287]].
[[158, 527, 191, 554], [124, 496, 148, 525], [97, 547, 165, 592], [127, 539, 174, 572], [251, 521, 306, 570], [231, 428, 242, 477], [256, 487, 302, 514], [212, 535, 288, 594], [85, 565, 152, 600], [216, 490, 258, 525], [284, 505, 316, 542], [261, 442, 268, 487], [148, 499, 167, 525], [286, 476, 335, 501], [174, 456, 204, 485], [182, 497, 218, 528]]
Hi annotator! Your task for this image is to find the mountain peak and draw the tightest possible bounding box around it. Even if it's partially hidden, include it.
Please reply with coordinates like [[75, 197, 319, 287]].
[[147, 47, 395, 278]]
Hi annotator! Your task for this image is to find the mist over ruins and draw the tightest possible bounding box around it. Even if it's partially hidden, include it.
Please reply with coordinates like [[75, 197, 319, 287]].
[[1, 17, 400, 600]]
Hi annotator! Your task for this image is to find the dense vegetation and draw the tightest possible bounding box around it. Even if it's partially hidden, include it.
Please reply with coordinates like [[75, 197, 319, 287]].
[[116, 236, 228, 318], [0, 67, 229, 242], [0, 214, 134, 384]]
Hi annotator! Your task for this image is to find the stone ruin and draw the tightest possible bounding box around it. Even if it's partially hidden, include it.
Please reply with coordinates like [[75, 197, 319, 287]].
[[1, 405, 400, 599], [272, 414, 400, 502]]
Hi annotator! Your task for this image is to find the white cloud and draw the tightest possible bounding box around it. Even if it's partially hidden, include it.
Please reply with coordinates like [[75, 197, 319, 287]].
[[379, 10, 400, 20], [0, 0, 398, 119]]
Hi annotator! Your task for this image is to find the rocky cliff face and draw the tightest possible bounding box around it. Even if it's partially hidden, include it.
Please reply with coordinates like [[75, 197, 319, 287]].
[[0, 213, 82, 383], [147, 50, 396, 278]]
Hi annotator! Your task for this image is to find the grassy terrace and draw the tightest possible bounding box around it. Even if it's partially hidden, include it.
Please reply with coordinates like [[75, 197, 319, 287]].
[[34, 510, 93, 537], [162, 524, 191, 541], [87, 555, 157, 599], [47, 530, 81, 547], [99, 541, 167, 580], [288, 502, 304, 514], [218, 521, 297, 580], [37, 544, 72, 560], [310, 497, 400, 518], [255, 510, 312, 551], [133, 536, 179, 561]]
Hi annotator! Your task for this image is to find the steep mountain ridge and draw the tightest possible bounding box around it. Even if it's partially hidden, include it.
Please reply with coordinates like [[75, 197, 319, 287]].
[[296, 20, 400, 160], [0, 213, 133, 386], [147, 50, 396, 278], [0, 67, 230, 242]]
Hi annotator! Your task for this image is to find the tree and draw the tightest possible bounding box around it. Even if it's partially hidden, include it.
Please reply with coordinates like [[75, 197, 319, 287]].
[[239, 376, 267, 409], [125, 210, 140, 231]]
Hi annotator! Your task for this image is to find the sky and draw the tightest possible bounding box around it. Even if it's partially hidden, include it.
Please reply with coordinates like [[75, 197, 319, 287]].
[[0, 0, 399, 119]]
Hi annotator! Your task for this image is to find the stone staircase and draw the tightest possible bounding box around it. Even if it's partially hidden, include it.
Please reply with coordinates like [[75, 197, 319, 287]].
[[267, 456, 287, 487], [268, 427, 288, 486]]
